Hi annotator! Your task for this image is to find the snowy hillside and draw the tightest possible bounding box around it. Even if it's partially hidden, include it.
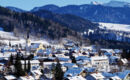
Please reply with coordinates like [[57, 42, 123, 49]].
[[99, 22, 130, 32], [0, 31, 17, 40], [0, 31, 63, 48]]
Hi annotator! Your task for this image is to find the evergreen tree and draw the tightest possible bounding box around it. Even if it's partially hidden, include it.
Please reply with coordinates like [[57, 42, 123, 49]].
[[54, 59, 64, 80], [16, 53, 21, 60], [70, 55, 76, 63], [14, 53, 25, 77], [24, 59, 27, 72], [9, 41, 11, 47], [27, 60, 31, 72], [51, 63, 56, 74], [10, 53, 14, 65], [19, 43, 22, 49]]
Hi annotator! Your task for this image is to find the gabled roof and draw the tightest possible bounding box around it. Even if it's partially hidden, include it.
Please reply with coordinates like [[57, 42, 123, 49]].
[[58, 57, 71, 61], [19, 76, 34, 80], [104, 52, 112, 56], [37, 48, 52, 55], [64, 67, 84, 77], [91, 56, 108, 61], [76, 56, 89, 61], [63, 63, 77, 68], [102, 72, 116, 78], [85, 67, 96, 73], [31, 70, 42, 75], [110, 76, 121, 80], [117, 70, 130, 79], [68, 75, 86, 80], [90, 73, 105, 79], [121, 58, 128, 64], [4, 75, 16, 80]]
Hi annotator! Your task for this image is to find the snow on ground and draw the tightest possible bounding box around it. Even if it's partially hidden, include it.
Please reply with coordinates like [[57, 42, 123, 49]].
[[99, 22, 130, 32], [0, 31, 17, 39], [0, 31, 63, 48]]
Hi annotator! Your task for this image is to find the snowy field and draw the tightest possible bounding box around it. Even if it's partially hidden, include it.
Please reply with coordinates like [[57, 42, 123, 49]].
[[0, 30, 64, 48], [0, 31, 17, 39], [99, 22, 130, 32]]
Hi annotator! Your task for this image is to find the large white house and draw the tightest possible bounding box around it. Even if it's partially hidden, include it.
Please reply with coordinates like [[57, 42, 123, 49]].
[[91, 56, 110, 72], [21, 60, 40, 70]]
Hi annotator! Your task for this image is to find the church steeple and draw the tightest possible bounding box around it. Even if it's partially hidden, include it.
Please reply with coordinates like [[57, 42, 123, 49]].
[[25, 29, 31, 55]]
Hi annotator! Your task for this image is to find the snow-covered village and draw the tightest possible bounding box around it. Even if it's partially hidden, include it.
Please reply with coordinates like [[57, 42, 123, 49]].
[[0, 0, 130, 80], [0, 28, 129, 80]]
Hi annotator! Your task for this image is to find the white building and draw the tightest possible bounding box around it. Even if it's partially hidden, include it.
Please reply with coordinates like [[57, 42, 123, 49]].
[[4, 75, 16, 80], [18, 76, 34, 80], [21, 60, 40, 70], [86, 73, 105, 80], [91, 56, 110, 72]]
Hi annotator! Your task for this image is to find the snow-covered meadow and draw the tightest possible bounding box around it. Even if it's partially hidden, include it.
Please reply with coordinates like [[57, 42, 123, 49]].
[[99, 22, 130, 32]]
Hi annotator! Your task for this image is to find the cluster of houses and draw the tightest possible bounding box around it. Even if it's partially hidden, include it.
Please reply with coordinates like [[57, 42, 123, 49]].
[[0, 39, 129, 80]]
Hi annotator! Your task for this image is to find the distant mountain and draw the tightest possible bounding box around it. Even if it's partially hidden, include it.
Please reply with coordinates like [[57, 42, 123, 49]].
[[6, 6, 25, 12], [0, 6, 80, 40], [31, 4, 59, 12], [103, 1, 130, 7], [32, 4, 130, 24], [32, 10, 98, 32]]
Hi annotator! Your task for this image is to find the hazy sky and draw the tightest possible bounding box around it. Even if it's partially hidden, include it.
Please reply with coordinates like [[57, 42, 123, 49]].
[[0, 0, 130, 10]]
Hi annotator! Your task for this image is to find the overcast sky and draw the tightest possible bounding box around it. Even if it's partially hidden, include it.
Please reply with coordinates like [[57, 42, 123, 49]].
[[0, 0, 130, 10]]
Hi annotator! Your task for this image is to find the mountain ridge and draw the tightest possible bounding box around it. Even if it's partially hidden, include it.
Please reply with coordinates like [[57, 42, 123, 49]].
[[31, 4, 130, 24]]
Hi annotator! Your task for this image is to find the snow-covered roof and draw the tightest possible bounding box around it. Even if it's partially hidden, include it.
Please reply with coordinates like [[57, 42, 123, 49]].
[[121, 58, 128, 64], [91, 73, 105, 79], [64, 42, 74, 47], [31, 40, 50, 46], [101, 49, 115, 53], [76, 56, 89, 61], [104, 52, 112, 56], [110, 56, 119, 60], [102, 72, 115, 78], [58, 57, 71, 62], [19, 76, 34, 80], [31, 70, 42, 75], [85, 67, 96, 73], [82, 45, 95, 50], [117, 70, 130, 79], [91, 56, 108, 61], [68, 75, 86, 80], [43, 62, 67, 66], [64, 67, 84, 77], [4, 75, 16, 80], [110, 76, 121, 80], [114, 49, 122, 53], [63, 63, 77, 68]]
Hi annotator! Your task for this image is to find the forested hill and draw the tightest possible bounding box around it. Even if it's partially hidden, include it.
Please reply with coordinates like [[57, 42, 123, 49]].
[[0, 6, 81, 40], [32, 10, 98, 32]]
